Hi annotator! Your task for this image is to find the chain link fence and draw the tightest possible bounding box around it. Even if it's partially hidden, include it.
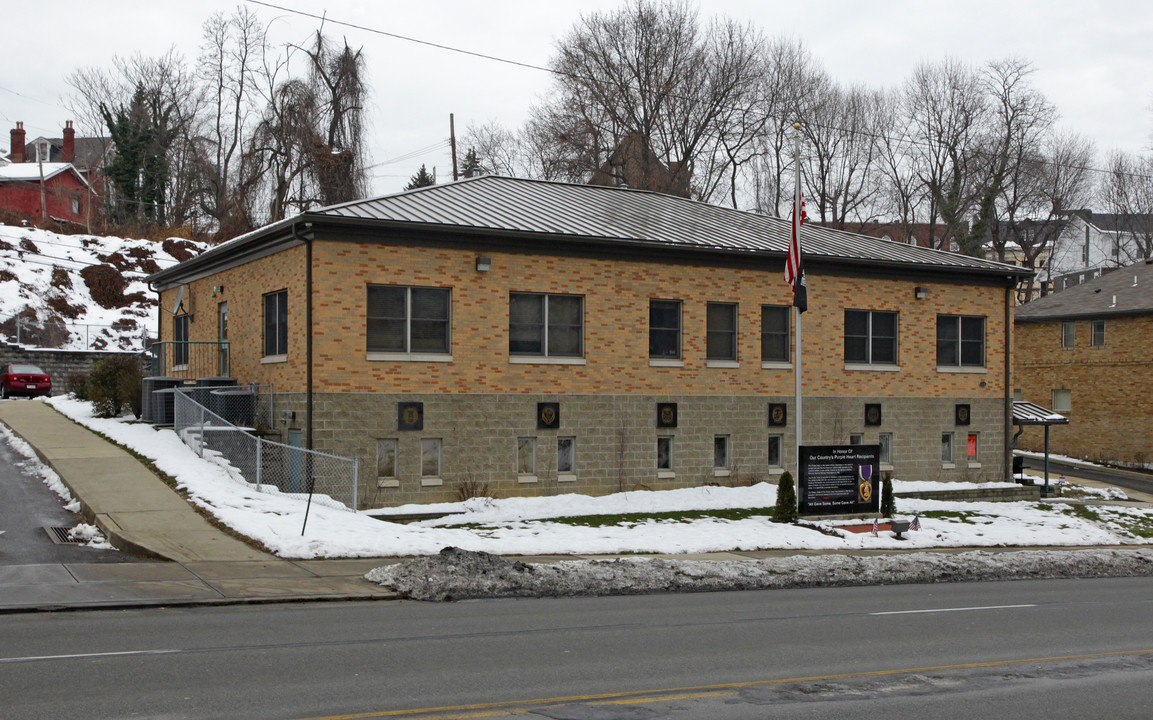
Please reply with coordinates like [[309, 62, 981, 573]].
[[172, 388, 358, 514], [1, 315, 149, 351]]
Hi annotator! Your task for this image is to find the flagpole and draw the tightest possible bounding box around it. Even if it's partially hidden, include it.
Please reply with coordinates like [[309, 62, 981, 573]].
[[793, 122, 803, 481]]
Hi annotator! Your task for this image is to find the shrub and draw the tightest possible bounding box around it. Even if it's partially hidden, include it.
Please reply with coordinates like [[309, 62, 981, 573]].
[[773, 471, 798, 523], [454, 478, 493, 501], [88, 356, 143, 419], [880, 472, 896, 518], [65, 372, 89, 401]]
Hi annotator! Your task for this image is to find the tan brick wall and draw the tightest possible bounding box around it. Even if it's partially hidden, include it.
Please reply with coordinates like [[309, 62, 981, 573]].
[[1015, 316, 1153, 464]]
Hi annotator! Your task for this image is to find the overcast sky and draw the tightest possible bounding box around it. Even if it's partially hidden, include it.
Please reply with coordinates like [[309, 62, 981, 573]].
[[3, 0, 1152, 197]]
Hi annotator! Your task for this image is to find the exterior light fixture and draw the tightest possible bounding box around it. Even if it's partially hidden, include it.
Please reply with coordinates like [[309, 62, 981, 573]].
[[476, 257, 492, 272], [915, 286, 929, 300]]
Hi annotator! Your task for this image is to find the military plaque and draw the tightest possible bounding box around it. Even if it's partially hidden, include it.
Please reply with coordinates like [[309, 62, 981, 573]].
[[397, 402, 424, 431], [656, 402, 678, 428], [537, 402, 560, 430], [955, 403, 971, 426], [864, 403, 882, 426], [768, 403, 788, 427], [798, 444, 881, 516]]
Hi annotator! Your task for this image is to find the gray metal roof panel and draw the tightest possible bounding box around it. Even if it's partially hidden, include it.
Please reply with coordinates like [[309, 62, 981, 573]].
[[1015, 259, 1153, 321], [1012, 401, 1068, 425]]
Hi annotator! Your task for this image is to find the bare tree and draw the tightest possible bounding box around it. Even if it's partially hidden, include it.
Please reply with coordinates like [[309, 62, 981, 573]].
[[300, 32, 369, 205], [873, 87, 929, 242], [1099, 150, 1153, 262]]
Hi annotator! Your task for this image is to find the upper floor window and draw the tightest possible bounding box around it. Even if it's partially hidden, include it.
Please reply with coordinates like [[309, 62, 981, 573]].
[[1061, 321, 1075, 348], [649, 299, 681, 359], [844, 310, 897, 365], [761, 305, 790, 363], [263, 289, 288, 357], [509, 292, 583, 357], [937, 315, 985, 367], [706, 302, 738, 361], [1091, 320, 1105, 347], [367, 285, 451, 355]]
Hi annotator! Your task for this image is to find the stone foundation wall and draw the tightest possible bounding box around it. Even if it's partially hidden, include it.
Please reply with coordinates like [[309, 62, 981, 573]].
[[0, 341, 143, 396]]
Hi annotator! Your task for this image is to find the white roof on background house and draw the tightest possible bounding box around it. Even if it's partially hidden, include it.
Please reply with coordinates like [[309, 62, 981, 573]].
[[0, 162, 91, 188], [149, 176, 1030, 287]]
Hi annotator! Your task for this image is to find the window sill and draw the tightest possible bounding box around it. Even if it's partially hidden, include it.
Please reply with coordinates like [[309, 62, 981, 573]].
[[761, 361, 792, 370], [172, 364, 189, 372], [968, 462, 982, 469], [844, 363, 900, 372], [941, 462, 956, 470], [517, 475, 538, 484], [377, 478, 400, 488], [261, 355, 288, 364], [706, 360, 739, 369], [557, 473, 577, 483], [937, 366, 987, 374], [657, 470, 676, 479], [649, 359, 684, 368], [712, 468, 731, 478], [767, 467, 784, 476], [509, 356, 587, 365], [880, 464, 894, 473], [420, 477, 443, 487], [368, 352, 453, 362]]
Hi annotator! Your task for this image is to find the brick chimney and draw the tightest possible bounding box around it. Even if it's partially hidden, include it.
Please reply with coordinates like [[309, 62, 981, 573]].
[[62, 120, 76, 164], [10, 122, 25, 164]]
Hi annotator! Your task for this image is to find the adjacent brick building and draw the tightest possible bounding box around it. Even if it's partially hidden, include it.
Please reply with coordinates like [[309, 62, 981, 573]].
[[146, 176, 1027, 507], [1015, 259, 1153, 465]]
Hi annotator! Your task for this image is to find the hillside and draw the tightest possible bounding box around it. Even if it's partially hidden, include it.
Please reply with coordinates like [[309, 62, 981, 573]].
[[0, 223, 205, 351]]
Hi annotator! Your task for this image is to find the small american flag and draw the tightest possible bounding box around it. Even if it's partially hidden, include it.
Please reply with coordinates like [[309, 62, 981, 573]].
[[910, 516, 921, 531], [871, 518, 879, 537]]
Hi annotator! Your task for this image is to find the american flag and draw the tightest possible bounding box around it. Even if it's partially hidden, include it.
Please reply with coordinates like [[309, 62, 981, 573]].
[[785, 190, 807, 313], [910, 516, 921, 531], [871, 518, 879, 537]]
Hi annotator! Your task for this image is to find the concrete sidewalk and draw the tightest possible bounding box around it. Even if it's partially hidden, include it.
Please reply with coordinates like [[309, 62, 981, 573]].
[[0, 401, 396, 611]]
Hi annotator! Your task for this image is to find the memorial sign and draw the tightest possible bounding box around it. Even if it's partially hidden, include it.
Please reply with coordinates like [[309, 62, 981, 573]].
[[798, 444, 881, 515]]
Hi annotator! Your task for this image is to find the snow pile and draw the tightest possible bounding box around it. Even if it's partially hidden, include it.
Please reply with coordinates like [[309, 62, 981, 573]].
[[369, 546, 1153, 601], [0, 223, 205, 350], [0, 420, 82, 513]]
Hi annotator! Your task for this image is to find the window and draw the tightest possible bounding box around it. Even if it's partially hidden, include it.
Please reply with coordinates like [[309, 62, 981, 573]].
[[1092, 320, 1105, 347], [509, 293, 583, 357], [71, 197, 81, 215], [767, 435, 783, 467], [420, 438, 441, 478], [1062, 321, 1075, 348], [707, 302, 738, 361], [367, 285, 450, 354], [517, 437, 536, 475], [941, 433, 954, 463], [1013, 388, 1023, 401], [713, 435, 730, 469], [761, 305, 790, 363], [937, 315, 985, 367], [376, 439, 398, 481], [649, 300, 681, 359], [967, 433, 979, 462], [657, 436, 673, 471], [849, 433, 863, 445], [173, 313, 190, 367], [844, 310, 898, 365], [1052, 389, 1072, 412], [879, 433, 892, 465], [557, 437, 575, 474], [263, 289, 288, 357]]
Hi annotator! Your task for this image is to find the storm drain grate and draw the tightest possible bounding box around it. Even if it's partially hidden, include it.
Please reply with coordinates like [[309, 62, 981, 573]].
[[44, 527, 86, 545]]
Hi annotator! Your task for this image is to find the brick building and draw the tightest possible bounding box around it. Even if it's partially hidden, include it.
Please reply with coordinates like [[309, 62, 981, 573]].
[[146, 176, 1027, 507], [1, 122, 97, 225], [1014, 259, 1153, 465]]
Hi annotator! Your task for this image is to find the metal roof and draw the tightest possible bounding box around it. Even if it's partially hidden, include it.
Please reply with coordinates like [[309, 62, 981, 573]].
[[1012, 401, 1068, 426], [149, 176, 1028, 286], [1015, 259, 1153, 322]]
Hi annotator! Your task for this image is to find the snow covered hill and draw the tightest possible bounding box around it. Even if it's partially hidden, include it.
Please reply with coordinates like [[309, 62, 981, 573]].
[[0, 223, 205, 351]]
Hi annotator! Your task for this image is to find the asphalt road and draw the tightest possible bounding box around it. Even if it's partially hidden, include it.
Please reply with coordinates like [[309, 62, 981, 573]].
[[2, 576, 1151, 719], [1019, 455, 1153, 498], [0, 427, 146, 566]]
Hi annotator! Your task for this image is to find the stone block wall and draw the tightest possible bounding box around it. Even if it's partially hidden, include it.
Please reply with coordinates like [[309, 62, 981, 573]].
[[0, 341, 142, 395]]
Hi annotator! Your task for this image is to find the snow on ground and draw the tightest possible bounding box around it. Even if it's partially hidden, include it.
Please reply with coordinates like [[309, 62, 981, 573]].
[[45, 396, 1153, 562], [0, 419, 112, 548], [0, 223, 204, 350]]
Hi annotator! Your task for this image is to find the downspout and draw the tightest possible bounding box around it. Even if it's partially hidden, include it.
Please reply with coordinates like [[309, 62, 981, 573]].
[[290, 222, 315, 451], [1004, 279, 1013, 481]]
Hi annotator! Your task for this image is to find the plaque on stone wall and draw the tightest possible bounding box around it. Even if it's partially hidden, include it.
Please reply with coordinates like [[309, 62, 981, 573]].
[[864, 403, 882, 426], [657, 402, 678, 428], [397, 402, 424, 431], [955, 403, 971, 426], [537, 402, 560, 429], [768, 403, 788, 427]]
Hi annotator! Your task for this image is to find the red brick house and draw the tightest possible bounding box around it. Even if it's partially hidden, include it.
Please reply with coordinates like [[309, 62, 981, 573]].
[[1, 122, 96, 225]]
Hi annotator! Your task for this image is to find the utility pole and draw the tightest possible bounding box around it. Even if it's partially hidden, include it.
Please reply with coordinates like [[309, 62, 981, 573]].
[[38, 143, 47, 222], [450, 113, 459, 181]]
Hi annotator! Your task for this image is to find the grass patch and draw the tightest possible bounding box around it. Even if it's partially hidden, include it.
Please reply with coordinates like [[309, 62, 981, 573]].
[[440, 506, 778, 529]]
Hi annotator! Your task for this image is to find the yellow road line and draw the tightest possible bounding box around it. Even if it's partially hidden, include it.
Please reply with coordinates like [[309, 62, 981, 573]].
[[295, 648, 1153, 720]]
